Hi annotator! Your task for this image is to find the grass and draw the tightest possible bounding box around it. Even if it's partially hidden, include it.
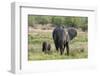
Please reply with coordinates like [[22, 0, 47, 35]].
[[28, 28, 88, 60]]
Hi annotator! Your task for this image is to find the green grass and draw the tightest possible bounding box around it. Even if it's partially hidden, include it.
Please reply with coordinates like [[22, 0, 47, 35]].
[[28, 28, 88, 60]]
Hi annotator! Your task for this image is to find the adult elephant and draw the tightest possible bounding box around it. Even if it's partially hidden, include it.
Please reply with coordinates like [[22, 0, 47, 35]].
[[52, 26, 77, 55]]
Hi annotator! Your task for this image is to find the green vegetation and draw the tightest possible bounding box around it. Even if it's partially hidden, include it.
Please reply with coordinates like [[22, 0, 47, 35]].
[[28, 29, 88, 60], [28, 15, 88, 60], [28, 15, 88, 31]]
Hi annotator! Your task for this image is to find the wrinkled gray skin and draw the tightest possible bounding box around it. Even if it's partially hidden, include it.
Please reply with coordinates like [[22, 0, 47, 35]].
[[42, 41, 51, 54], [52, 26, 77, 55]]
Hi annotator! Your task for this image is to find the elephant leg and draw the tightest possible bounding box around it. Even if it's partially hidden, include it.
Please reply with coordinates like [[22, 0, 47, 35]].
[[56, 45, 59, 51], [54, 41, 59, 52], [42, 47, 45, 52], [64, 44, 66, 51], [60, 45, 64, 55], [60, 49, 63, 55], [66, 42, 69, 56]]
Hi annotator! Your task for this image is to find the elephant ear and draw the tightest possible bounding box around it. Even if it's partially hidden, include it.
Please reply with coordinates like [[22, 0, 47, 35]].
[[67, 27, 77, 40]]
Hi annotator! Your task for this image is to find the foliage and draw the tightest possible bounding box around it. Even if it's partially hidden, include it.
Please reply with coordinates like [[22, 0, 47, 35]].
[[80, 24, 88, 32], [28, 29, 88, 60], [28, 15, 88, 31]]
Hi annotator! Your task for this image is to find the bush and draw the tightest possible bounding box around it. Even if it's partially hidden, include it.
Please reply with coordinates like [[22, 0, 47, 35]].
[[80, 24, 88, 32]]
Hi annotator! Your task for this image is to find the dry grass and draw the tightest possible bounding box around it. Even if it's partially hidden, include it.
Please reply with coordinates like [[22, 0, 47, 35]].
[[28, 27, 88, 60]]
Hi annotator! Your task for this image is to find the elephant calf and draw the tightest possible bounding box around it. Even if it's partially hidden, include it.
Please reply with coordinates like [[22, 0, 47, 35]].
[[42, 41, 51, 54]]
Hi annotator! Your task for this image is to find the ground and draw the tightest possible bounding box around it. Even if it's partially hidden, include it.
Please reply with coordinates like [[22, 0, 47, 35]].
[[28, 27, 88, 60]]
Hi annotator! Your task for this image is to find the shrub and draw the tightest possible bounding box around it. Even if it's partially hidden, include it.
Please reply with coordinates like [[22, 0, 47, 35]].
[[80, 24, 88, 32]]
